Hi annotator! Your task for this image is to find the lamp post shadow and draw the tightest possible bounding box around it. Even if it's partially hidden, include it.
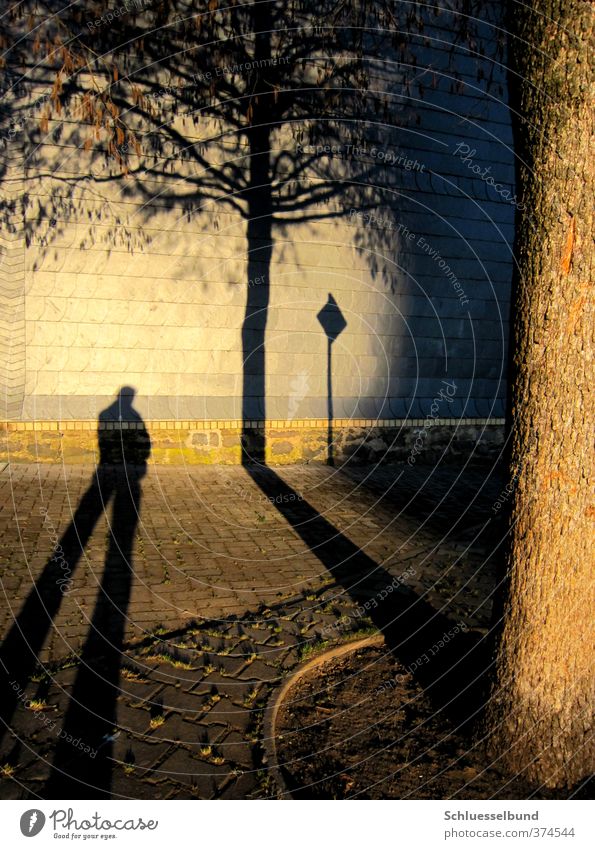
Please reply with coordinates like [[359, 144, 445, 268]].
[[317, 295, 347, 467], [241, 287, 490, 731]]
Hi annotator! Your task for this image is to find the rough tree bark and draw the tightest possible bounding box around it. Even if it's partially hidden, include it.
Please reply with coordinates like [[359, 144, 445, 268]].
[[485, 0, 594, 788]]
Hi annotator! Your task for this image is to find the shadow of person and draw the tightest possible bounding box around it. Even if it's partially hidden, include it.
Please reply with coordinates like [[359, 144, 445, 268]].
[[96, 385, 151, 466], [0, 388, 149, 798], [42, 387, 150, 798]]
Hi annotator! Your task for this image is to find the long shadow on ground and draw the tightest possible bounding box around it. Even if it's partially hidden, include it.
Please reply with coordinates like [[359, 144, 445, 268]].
[[245, 465, 495, 729]]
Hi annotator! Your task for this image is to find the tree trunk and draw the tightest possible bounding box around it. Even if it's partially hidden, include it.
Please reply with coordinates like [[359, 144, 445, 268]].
[[241, 128, 273, 465], [241, 5, 274, 466], [484, 0, 594, 788]]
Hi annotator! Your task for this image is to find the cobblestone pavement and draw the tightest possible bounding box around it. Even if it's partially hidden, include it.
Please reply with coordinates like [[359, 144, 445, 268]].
[[0, 460, 505, 799]]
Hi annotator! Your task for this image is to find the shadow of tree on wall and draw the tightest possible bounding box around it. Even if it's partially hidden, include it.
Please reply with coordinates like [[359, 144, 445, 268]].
[[0, 1, 510, 445], [0, 388, 150, 797], [0, 0, 508, 426]]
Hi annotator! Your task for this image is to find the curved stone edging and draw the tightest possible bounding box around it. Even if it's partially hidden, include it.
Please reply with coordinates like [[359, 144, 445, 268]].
[[262, 633, 386, 799]]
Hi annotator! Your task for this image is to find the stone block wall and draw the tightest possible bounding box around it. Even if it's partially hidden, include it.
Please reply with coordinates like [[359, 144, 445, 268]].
[[1, 3, 512, 463]]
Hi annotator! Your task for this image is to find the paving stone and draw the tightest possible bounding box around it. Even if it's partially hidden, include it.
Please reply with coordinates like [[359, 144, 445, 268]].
[[11, 706, 60, 738], [0, 461, 503, 799], [110, 771, 164, 799], [118, 676, 157, 703], [13, 755, 53, 785], [111, 734, 169, 770], [155, 748, 206, 785], [116, 700, 154, 734], [203, 697, 246, 726], [156, 750, 229, 798], [236, 659, 280, 683], [182, 720, 230, 751], [218, 772, 260, 799], [156, 688, 205, 716], [222, 704, 258, 736], [48, 667, 82, 690], [211, 653, 250, 677], [127, 684, 166, 710], [0, 778, 25, 799], [218, 730, 256, 769]]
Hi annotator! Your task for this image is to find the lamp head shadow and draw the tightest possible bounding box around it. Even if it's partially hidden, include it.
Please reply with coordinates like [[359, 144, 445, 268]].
[[317, 294, 346, 466], [317, 293, 347, 343]]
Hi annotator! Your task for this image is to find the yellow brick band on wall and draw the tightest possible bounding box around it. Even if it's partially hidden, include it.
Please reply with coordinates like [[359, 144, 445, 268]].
[[0, 419, 506, 465], [0, 418, 505, 431]]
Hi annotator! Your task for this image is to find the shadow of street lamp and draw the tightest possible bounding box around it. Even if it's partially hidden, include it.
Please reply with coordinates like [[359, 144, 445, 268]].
[[317, 294, 347, 467]]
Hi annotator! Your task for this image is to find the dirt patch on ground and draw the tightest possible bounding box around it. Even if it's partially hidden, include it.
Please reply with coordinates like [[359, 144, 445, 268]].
[[275, 646, 592, 800]]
